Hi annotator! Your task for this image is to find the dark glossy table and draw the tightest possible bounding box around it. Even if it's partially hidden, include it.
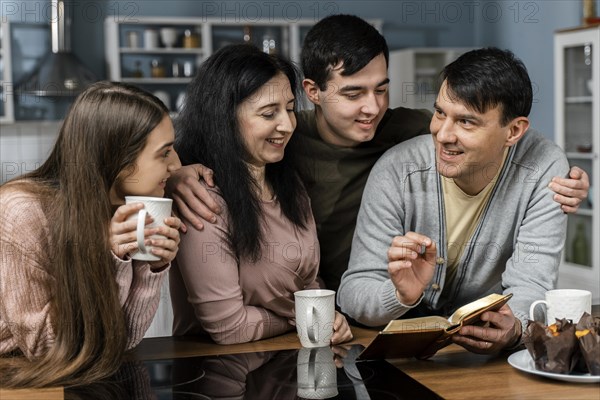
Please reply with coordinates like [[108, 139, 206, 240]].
[[3, 309, 599, 399]]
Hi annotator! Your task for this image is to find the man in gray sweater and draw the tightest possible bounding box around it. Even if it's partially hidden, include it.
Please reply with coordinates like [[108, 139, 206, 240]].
[[338, 48, 569, 354]]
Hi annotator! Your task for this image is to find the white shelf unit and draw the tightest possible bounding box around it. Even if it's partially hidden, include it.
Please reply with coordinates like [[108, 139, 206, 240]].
[[554, 25, 600, 303], [387, 47, 472, 112], [104, 17, 382, 114], [1, 20, 15, 124], [104, 17, 209, 113]]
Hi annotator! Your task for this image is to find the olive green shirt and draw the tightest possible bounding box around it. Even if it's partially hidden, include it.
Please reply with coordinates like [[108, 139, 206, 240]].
[[290, 108, 432, 290]]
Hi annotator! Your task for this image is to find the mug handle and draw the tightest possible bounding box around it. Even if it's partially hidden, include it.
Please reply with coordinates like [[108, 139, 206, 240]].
[[308, 348, 317, 389], [529, 300, 548, 322], [307, 305, 317, 343], [136, 208, 148, 254]]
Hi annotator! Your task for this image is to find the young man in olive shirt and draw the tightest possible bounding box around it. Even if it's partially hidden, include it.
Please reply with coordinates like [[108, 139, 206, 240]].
[[170, 15, 589, 292]]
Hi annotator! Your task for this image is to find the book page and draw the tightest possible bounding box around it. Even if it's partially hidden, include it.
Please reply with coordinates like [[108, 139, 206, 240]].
[[383, 316, 451, 333], [448, 293, 510, 325]]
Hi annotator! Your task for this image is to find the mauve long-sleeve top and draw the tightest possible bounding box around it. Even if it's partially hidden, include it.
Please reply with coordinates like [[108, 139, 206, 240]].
[[170, 183, 321, 344]]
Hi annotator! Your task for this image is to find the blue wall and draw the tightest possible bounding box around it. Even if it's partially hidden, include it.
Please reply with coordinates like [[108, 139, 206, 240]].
[[2, 0, 597, 138], [474, 1, 582, 140]]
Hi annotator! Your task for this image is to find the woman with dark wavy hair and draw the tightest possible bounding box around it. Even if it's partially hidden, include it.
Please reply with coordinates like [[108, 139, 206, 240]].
[[0, 81, 182, 387], [171, 44, 352, 345]]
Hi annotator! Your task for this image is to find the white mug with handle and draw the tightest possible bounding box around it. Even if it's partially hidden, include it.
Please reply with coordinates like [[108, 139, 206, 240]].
[[125, 196, 172, 261], [294, 289, 335, 348], [529, 289, 592, 324]]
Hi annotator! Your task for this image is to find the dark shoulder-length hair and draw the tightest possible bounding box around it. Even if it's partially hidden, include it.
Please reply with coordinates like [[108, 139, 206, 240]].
[[176, 44, 309, 262]]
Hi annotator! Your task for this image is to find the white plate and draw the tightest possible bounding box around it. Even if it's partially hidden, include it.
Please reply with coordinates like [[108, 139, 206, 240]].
[[508, 349, 599, 383]]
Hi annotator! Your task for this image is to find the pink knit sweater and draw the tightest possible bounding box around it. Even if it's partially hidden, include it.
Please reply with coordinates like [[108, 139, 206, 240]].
[[0, 187, 168, 359]]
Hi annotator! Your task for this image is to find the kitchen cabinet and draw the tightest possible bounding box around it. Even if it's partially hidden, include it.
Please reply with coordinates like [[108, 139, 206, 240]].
[[554, 25, 600, 302], [4, 22, 67, 122], [104, 17, 206, 114], [388, 47, 472, 112], [105, 17, 382, 114]]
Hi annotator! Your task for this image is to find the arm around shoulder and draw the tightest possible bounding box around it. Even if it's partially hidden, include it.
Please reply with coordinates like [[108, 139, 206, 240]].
[[167, 164, 221, 231], [502, 139, 570, 327]]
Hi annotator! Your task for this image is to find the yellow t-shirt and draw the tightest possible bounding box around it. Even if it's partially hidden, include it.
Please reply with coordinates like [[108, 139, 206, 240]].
[[441, 148, 509, 288]]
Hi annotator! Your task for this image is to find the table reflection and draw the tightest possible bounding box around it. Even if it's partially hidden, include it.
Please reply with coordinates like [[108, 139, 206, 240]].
[[65, 345, 442, 400]]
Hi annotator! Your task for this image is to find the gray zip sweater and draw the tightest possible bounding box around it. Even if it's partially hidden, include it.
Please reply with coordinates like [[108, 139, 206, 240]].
[[338, 130, 569, 331]]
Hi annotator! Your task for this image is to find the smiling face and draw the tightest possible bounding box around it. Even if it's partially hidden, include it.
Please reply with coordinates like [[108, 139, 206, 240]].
[[430, 80, 529, 195], [237, 73, 296, 168], [111, 116, 181, 202], [304, 53, 389, 148]]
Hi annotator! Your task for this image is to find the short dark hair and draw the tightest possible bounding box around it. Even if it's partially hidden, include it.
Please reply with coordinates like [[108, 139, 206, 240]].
[[440, 47, 532, 126], [301, 14, 389, 90], [176, 44, 309, 261]]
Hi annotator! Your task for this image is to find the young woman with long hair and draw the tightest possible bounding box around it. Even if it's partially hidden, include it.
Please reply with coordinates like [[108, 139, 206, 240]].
[[170, 44, 352, 345], [0, 81, 182, 387]]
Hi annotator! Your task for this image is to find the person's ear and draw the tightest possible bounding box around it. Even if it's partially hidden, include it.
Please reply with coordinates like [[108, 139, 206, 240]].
[[505, 117, 530, 147], [302, 78, 320, 106]]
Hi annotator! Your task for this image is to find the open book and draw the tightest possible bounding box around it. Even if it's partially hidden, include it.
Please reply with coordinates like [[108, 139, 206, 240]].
[[358, 293, 513, 360]]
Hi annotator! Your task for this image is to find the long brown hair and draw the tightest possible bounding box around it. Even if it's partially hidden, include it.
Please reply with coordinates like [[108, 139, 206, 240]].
[[0, 81, 168, 388]]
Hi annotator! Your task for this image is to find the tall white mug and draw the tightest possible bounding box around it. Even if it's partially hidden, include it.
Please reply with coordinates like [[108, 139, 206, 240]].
[[124, 196, 172, 261], [144, 29, 159, 49], [529, 289, 592, 324], [294, 289, 335, 348]]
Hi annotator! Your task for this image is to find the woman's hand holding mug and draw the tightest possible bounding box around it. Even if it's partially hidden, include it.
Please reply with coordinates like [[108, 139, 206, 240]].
[[110, 197, 181, 270], [146, 214, 181, 270]]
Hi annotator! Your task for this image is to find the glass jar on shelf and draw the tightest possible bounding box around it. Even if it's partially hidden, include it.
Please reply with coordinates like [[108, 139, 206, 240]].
[[150, 59, 166, 78], [183, 60, 194, 77], [243, 26, 252, 43], [183, 29, 200, 48]]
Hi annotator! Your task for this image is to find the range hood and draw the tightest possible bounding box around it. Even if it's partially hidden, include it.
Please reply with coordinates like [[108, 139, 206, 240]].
[[18, 0, 96, 96]]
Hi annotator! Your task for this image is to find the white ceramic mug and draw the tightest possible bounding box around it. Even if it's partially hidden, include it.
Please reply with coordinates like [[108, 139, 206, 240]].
[[125, 196, 172, 261], [144, 29, 159, 49], [294, 289, 335, 348], [296, 347, 338, 399], [529, 289, 592, 324]]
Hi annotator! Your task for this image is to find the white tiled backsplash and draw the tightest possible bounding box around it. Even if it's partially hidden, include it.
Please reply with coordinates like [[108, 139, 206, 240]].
[[1, 121, 61, 184]]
